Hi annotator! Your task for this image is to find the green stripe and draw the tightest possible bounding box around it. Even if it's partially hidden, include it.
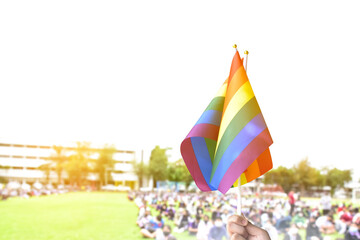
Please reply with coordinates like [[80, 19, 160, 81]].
[[205, 138, 217, 163], [211, 97, 261, 172], [204, 96, 225, 112]]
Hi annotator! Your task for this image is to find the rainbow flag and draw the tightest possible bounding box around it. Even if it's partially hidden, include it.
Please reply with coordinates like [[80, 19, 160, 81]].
[[180, 50, 273, 194]]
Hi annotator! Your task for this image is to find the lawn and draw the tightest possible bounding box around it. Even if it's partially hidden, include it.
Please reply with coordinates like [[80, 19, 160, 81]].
[[0, 192, 346, 240], [0, 192, 141, 240]]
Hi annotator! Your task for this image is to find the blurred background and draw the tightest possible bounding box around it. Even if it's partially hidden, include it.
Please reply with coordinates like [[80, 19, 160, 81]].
[[1, 0, 360, 240]]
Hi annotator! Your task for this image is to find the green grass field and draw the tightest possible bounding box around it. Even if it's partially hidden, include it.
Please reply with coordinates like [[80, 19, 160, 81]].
[[0, 192, 141, 240], [0, 192, 345, 240]]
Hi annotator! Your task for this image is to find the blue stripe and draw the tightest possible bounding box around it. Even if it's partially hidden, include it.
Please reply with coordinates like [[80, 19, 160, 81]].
[[195, 110, 222, 126], [210, 113, 267, 189], [191, 137, 216, 190]]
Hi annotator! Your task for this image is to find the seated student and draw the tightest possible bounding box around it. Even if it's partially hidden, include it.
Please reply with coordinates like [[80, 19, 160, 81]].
[[345, 223, 360, 240], [179, 201, 186, 210], [316, 214, 336, 234], [189, 215, 201, 236], [137, 208, 152, 229], [221, 208, 232, 228], [293, 211, 307, 229], [306, 216, 323, 240], [196, 202, 204, 217], [197, 215, 213, 240], [262, 219, 278, 240], [284, 224, 302, 240], [212, 205, 222, 222], [275, 215, 292, 232], [140, 215, 164, 238], [155, 225, 177, 240], [160, 203, 168, 217], [336, 207, 353, 235], [167, 207, 175, 221], [208, 217, 228, 240], [138, 199, 148, 220], [174, 209, 190, 233]]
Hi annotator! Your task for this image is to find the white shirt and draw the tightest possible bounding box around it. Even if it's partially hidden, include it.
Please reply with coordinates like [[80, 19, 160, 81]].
[[196, 220, 213, 240]]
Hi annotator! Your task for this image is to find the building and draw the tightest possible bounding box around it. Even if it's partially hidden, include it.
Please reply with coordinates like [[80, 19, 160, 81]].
[[0, 143, 138, 189]]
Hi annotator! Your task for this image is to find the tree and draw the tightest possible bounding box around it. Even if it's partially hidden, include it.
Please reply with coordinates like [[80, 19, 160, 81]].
[[293, 158, 320, 195], [51, 145, 67, 185], [65, 142, 92, 187], [263, 166, 296, 193], [0, 165, 10, 183], [133, 157, 149, 189], [95, 145, 116, 188], [323, 167, 352, 195], [39, 162, 52, 184], [149, 146, 169, 188], [167, 159, 193, 187]]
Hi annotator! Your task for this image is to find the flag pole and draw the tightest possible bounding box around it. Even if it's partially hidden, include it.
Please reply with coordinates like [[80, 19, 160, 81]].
[[238, 50, 249, 217], [237, 50, 249, 216], [233, 45, 248, 216]]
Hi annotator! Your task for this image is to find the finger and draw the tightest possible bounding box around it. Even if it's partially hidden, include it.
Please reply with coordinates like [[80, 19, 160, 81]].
[[227, 214, 248, 227], [227, 222, 249, 238], [230, 233, 246, 240]]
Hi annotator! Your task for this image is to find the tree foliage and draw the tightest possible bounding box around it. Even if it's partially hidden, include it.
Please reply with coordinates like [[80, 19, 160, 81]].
[[133, 158, 149, 188], [263, 157, 352, 196], [263, 166, 295, 193], [323, 167, 352, 195], [39, 162, 52, 184], [167, 159, 193, 186], [65, 142, 92, 187], [95, 145, 116, 187], [293, 158, 322, 194], [52, 145, 67, 185], [149, 146, 169, 188]]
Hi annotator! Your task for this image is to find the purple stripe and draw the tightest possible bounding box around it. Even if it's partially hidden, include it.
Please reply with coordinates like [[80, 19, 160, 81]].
[[210, 113, 267, 189]]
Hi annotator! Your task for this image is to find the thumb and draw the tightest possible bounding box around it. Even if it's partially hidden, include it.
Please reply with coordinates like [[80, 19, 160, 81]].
[[245, 220, 270, 239]]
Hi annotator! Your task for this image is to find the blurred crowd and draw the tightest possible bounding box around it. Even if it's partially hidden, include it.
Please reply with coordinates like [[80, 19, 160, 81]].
[[0, 181, 81, 200], [128, 190, 360, 240]]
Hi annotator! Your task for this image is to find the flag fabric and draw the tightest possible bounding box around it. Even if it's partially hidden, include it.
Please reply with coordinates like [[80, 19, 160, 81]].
[[180, 50, 273, 194]]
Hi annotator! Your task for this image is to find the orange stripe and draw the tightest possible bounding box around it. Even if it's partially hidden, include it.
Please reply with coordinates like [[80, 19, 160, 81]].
[[244, 158, 261, 181], [242, 149, 272, 184], [222, 53, 248, 114]]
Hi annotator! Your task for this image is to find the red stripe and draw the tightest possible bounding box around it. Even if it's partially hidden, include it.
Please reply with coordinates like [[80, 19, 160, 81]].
[[180, 138, 212, 191], [186, 123, 219, 141], [257, 148, 273, 174], [217, 128, 273, 194]]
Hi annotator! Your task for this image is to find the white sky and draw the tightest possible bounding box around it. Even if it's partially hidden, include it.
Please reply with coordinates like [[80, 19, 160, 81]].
[[1, 1, 360, 180]]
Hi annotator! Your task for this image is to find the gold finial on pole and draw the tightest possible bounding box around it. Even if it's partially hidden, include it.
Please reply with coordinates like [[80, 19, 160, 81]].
[[244, 50, 249, 72], [233, 44, 237, 49]]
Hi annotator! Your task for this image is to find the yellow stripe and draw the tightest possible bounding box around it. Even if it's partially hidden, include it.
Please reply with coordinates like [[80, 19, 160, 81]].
[[215, 81, 228, 97], [240, 173, 247, 185], [216, 80, 254, 147], [233, 173, 248, 187]]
